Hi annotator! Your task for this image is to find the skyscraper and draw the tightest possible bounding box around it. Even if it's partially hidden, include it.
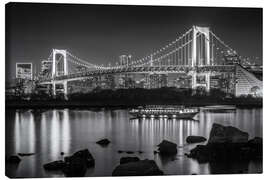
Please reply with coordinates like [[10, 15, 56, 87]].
[[41, 60, 52, 77], [16, 63, 33, 80]]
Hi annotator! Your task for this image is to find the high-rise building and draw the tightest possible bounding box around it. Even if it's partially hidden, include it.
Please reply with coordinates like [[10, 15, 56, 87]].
[[16, 63, 33, 80], [223, 50, 241, 65], [40, 60, 52, 77], [41, 60, 52, 72]]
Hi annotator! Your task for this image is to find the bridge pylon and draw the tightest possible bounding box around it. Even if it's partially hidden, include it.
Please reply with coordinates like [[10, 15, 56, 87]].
[[191, 26, 210, 67], [191, 26, 211, 92], [52, 49, 68, 77]]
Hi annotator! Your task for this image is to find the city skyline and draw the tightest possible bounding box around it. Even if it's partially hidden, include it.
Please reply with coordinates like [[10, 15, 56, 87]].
[[6, 3, 262, 83]]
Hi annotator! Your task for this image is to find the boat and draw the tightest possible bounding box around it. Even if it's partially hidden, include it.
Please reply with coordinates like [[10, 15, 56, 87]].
[[200, 105, 236, 113], [129, 105, 199, 119]]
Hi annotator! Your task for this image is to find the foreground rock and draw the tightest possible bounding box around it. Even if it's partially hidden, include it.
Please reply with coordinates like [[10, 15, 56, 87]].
[[96, 138, 111, 146], [112, 159, 163, 176], [6, 155, 21, 164], [186, 123, 262, 163], [186, 136, 207, 144], [43, 149, 95, 177], [120, 157, 140, 164], [63, 149, 95, 177], [68, 149, 95, 167], [43, 160, 65, 171], [63, 156, 87, 177], [208, 123, 249, 143], [157, 140, 177, 155]]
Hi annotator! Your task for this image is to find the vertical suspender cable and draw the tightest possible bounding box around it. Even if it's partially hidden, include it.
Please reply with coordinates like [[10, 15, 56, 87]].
[[178, 38, 180, 66], [187, 32, 189, 66], [184, 34, 186, 65], [181, 38, 183, 65]]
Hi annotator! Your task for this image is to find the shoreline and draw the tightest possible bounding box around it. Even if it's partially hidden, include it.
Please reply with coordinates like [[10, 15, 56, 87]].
[[6, 100, 262, 109]]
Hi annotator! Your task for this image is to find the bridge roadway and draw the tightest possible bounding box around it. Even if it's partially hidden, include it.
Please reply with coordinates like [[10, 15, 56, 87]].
[[39, 65, 236, 84]]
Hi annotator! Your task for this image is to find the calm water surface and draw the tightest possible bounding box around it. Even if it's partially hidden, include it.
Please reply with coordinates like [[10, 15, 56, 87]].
[[5, 107, 262, 178]]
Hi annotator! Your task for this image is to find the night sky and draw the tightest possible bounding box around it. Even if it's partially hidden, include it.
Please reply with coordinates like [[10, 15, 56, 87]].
[[6, 3, 262, 82]]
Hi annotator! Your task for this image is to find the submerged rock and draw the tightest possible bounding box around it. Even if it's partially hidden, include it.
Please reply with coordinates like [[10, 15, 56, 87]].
[[126, 151, 134, 154], [6, 155, 21, 164], [112, 159, 163, 176], [186, 136, 207, 144], [43, 160, 65, 171], [96, 138, 111, 146], [120, 157, 140, 164], [18, 153, 35, 156], [157, 140, 177, 155]]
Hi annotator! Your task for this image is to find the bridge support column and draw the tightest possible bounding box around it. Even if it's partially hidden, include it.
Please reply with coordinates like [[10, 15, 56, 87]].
[[205, 73, 210, 92], [191, 72, 211, 92], [191, 72, 197, 89], [192, 27, 197, 67], [150, 55, 153, 67], [52, 81, 56, 96], [63, 81, 68, 100]]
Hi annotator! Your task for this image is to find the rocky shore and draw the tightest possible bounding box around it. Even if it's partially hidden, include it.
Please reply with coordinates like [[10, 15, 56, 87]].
[[6, 123, 262, 177]]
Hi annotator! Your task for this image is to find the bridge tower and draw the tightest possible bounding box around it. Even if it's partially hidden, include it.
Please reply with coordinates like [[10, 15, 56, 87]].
[[191, 26, 210, 66], [51, 49, 68, 98], [191, 26, 211, 91], [52, 49, 68, 77]]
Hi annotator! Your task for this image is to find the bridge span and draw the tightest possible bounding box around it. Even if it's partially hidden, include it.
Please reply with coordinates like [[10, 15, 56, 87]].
[[37, 26, 262, 98]]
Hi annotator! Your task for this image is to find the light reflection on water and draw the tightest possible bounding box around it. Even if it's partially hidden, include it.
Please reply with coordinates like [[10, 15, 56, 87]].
[[6, 107, 262, 178]]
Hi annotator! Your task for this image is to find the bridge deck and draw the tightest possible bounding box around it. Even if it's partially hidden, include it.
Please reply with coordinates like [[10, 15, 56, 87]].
[[39, 65, 236, 83]]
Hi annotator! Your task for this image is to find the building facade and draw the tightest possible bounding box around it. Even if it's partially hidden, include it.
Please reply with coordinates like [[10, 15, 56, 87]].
[[16, 63, 33, 80]]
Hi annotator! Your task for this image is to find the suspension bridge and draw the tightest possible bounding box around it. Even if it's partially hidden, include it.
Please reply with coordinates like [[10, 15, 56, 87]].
[[38, 26, 262, 97]]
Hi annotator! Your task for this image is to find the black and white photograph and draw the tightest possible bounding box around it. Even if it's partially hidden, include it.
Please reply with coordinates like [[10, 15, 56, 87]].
[[5, 2, 263, 178]]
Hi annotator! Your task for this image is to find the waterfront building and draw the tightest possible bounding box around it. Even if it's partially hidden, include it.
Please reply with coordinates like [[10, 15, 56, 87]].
[[104, 74, 115, 89], [160, 74, 168, 87], [148, 73, 168, 89], [175, 75, 192, 89], [210, 75, 220, 89], [135, 79, 145, 88], [16, 63, 33, 80]]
